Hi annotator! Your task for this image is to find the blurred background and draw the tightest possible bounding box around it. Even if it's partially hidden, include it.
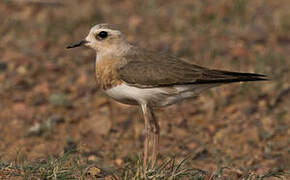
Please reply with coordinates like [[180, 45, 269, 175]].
[[0, 0, 289, 178]]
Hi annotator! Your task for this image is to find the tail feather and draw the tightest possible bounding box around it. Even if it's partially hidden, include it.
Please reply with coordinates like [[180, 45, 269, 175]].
[[195, 69, 268, 84]]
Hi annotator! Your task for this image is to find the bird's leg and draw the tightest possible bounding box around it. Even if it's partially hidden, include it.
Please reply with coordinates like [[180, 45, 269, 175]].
[[150, 109, 159, 168], [141, 104, 160, 169], [141, 104, 150, 169]]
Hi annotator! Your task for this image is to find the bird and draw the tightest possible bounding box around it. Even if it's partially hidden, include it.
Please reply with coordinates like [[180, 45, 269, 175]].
[[66, 23, 267, 168]]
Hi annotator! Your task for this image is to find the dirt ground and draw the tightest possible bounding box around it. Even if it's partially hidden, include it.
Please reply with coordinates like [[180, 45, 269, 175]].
[[0, 0, 289, 179]]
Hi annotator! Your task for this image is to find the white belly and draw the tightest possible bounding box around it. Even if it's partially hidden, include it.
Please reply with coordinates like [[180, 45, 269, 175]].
[[104, 83, 219, 107], [105, 84, 169, 106]]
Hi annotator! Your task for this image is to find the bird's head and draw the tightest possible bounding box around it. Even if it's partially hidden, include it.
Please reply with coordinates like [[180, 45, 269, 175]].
[[67, 23, 131, 56]]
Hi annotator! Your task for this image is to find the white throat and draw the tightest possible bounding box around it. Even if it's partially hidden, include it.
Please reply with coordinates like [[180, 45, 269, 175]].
[[96, 43, 132, 61]]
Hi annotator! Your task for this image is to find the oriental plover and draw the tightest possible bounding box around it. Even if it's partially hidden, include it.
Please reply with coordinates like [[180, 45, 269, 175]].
[[67, 23, 267, 168]]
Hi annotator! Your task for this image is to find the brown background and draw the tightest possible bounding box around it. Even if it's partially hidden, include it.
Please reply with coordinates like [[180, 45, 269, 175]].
[[0, 0, 289, 178]]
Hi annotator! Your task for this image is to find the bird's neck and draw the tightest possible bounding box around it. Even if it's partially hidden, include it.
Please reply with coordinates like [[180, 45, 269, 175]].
[[96, 42, 132, 61]]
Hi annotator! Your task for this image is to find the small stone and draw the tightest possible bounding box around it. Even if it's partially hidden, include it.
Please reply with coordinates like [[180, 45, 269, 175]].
[[17, 66, 27, 74], [115, 158, 123, 166], [27, 122, 42, 136], [86, 167, 104, 178], [48, 115, 65, 124], [15, 79, 31, 90], [0, 62, 7, 71], [187, 142, 199, 150], [88, 155, 97, 162]]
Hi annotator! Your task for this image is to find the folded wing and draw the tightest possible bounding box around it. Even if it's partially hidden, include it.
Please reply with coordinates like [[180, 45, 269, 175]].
[[117, 48, 267, 88]]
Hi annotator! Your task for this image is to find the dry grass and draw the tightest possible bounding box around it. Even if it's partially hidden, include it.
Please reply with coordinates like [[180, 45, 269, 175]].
[[1, 151, 289, 179], [1, 147, 290, 179]]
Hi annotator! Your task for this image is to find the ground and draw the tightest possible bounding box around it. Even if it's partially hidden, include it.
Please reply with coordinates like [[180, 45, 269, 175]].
[[0, 0, 289, 179]]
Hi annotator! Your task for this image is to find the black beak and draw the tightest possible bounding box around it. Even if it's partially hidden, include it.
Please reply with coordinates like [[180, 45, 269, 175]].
[[66, 40, 88, 49]]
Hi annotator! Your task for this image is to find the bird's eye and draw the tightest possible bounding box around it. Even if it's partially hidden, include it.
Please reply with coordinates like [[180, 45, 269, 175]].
[[97, 31, 108, 39]]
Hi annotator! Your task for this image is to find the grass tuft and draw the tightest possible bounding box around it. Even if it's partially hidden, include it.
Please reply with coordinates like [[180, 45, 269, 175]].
[[1, 152, 289, 179], [21, 151, 84, 179], [119, 155, 206, 180]]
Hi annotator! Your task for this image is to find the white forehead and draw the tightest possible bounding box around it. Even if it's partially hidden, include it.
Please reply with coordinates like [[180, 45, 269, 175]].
[[89, 24, 115, 33]]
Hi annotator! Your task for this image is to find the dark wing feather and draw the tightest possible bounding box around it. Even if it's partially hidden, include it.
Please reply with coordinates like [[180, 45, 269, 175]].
[[116, 48, 267, 88]]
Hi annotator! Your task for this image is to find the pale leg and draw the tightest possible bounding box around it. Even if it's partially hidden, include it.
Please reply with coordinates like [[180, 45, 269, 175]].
[[143, 112, 150, 169], [150, 109, 159, 168], [141, 104, 160, 169]]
